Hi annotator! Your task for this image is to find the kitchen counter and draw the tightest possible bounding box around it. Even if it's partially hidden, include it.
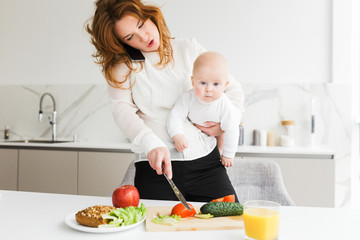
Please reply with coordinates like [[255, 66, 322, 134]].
[[0, 140, 134, 153], [237, 145, 335, 159], [0, 140, 335, 158], [0, 190, 358, 240]]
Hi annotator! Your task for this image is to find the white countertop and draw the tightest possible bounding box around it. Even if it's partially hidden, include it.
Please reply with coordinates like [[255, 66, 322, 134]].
[[0, 140, 134, 153], [0, 190, 358, 240], [0, 140, 335, 158], [237, 145, 335, 158]]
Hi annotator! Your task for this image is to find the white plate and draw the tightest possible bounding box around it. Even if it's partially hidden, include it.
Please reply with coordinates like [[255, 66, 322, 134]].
[[64, 212, 145, 233]]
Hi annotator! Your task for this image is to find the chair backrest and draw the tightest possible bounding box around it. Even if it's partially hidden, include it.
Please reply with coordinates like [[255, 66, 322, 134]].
[[120, 158, 294, 206], [226, 158, 294, 206]]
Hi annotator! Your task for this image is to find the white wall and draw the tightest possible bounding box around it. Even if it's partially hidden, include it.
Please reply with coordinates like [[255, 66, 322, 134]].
[[0, 0, 331, 85], [158, 0, 331, 83], [0, 0, 102, 85]]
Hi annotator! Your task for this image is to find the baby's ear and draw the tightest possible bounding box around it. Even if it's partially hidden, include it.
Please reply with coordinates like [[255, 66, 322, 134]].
[[191, 76, 195, 87]]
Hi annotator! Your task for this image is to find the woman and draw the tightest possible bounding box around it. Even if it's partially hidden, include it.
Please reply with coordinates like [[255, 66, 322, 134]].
[[86, 0, 244, 202]]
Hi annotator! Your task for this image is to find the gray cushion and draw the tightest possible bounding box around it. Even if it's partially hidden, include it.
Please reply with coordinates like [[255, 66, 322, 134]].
[[226, 158, 294, 206]]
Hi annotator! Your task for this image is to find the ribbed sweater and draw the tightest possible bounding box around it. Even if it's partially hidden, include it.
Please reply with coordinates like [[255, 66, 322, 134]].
[[167, 89, 240, 158], [108, 38, 244, 161]]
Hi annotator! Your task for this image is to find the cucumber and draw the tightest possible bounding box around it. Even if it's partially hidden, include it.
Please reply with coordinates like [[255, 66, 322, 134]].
[[200, 202, 243, 217]]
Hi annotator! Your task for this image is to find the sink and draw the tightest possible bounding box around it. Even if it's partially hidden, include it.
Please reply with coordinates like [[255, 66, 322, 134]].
[[27, 140, 74, 144], [1, 139, 74, 144], [1, 140, 28, 143]]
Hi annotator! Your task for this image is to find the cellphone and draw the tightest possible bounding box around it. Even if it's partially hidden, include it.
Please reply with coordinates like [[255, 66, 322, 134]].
[[123, 44, 145, 61]]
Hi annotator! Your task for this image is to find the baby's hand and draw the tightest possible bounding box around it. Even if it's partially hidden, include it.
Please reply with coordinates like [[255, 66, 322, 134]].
[[172, 134, 188, 152], [221, 156, 234, 168]]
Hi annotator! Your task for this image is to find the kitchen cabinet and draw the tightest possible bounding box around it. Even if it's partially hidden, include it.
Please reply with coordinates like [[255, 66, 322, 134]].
[[0, 149, 18, 190], [237, 156, 335, 207], [78, 152, 134, 197], [1, 147, 135, 196], [18, 150, 77, 194]]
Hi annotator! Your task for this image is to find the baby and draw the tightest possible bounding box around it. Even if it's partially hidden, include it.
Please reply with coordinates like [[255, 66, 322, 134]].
[[167, 51, 240, 167]]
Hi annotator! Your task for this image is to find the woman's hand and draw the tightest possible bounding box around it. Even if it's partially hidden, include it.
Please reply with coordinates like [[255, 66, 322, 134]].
[[194, 122, 224, 137], [147, 147, 172, 179]]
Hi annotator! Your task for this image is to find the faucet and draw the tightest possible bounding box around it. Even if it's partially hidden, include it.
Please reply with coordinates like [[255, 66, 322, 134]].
[[39, 93, 57, 142]]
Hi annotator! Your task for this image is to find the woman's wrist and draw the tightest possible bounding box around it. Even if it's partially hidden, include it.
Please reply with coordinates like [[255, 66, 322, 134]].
[[141, 132, 167, 154]]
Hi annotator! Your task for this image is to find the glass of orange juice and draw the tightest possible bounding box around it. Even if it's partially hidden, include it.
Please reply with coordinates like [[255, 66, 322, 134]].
[[243, 200, 280, 240]]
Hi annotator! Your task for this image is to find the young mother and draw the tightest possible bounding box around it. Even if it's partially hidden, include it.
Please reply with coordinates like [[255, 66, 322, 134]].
[[86, 0, 244, 202]]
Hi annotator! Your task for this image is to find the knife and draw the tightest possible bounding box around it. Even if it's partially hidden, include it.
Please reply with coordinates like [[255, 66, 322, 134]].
[[162, 165, 192, 211]]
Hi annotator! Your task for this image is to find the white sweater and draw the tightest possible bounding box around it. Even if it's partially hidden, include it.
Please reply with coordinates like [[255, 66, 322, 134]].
[[108, 38, 244, 161], [167, 89, 240, 158]]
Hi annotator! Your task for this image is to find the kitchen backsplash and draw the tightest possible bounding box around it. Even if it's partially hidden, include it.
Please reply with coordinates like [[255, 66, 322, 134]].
[[0, 82, 352, 207]]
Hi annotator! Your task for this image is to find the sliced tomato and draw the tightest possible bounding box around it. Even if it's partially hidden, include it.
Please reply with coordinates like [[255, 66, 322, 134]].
[[170, 203, 196, 218], [210, 194, 235, 203]]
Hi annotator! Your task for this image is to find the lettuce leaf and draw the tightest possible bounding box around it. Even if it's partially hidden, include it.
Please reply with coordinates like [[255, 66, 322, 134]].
[[99, 203, 147, 228], [152, 215, 181, 226]]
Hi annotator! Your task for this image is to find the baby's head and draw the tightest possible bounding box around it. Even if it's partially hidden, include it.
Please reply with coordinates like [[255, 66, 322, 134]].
[[191, 52, 229, 103]]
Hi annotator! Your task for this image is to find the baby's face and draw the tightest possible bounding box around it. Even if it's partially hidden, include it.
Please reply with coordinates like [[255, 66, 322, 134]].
[[192, 61, 228, 103]]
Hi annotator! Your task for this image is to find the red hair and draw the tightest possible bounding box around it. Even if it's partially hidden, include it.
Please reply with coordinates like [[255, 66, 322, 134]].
[[86, 0, 173, 88]]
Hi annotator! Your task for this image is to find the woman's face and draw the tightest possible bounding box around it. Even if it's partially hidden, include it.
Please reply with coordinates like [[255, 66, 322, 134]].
[[114, 15, 160, 52]]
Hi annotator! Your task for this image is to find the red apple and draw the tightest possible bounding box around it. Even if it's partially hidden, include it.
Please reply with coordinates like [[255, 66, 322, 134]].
[[112, 185, 140, 208]]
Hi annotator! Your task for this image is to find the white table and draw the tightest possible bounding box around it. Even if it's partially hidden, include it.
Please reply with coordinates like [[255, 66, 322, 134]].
[[0, 190, 359, 240]]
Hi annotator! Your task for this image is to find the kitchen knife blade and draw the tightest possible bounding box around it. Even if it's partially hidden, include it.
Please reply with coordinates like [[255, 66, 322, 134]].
[[163, 171, 192, 211]]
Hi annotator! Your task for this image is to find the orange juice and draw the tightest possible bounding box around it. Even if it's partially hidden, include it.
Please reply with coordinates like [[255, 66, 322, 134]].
[[243, 208, 279, 240]]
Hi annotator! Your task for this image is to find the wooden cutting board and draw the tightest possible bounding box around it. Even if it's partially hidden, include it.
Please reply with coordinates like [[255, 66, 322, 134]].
[[145, 205, 244, 232]]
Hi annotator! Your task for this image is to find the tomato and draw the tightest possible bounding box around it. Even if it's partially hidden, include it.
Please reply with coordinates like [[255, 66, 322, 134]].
[[210, 194, 235, 203], [171, 203, 196, 218]]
